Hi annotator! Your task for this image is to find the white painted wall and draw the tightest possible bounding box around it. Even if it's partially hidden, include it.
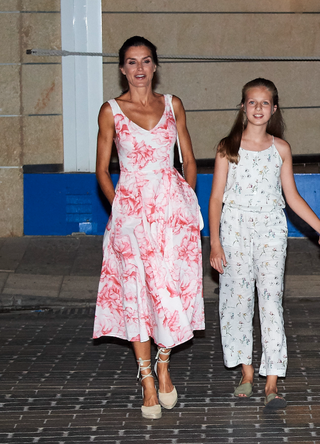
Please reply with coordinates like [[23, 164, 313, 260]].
[[61, 0, 103, 172]]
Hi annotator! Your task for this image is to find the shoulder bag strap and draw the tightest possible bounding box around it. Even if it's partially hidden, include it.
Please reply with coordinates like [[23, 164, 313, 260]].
[[169, 96, 183, 164]]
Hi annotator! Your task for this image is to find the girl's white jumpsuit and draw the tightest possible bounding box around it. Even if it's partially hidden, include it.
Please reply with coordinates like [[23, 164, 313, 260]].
[[219, 141, 288, 377]]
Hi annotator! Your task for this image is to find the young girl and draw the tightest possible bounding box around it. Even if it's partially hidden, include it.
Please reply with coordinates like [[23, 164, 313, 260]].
[[209, 78, 320, 410]]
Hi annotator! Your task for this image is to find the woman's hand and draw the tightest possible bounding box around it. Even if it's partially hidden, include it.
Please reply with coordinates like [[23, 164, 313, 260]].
[[210, 242, 227, 274]]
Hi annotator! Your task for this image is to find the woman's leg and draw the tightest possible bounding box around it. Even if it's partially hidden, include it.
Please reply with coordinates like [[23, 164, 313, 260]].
[[132, 340, 159, 407], [154, 347, 178, 409], [155, 348, 174, 394]]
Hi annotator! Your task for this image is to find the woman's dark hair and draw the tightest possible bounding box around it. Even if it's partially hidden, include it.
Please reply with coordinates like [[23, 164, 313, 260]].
[[119, 36, 159, 67], [218, 78, 285, 163]]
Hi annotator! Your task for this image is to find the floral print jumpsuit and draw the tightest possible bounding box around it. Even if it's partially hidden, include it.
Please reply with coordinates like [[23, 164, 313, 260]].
[[220, 140, 288, 377]]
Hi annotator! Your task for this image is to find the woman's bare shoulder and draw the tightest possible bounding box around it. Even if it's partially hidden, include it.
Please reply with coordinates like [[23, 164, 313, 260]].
[[171, 95, 185, 118], [99, 100, 112, 111], [171, 94, 183, 106], [98, 101, 115, 130], [99, 101, 114, 117]]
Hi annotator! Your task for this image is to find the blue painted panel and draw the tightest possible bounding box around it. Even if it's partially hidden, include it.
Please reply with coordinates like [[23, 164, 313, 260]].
[[66, 205, 92, 214], [24, 172, 320, 237], [66, 195, 92, 204], [66, 213, 93, 223], [195, 174, 212, 237], [24, 174, 119, 235], [285, 174, 320, 237]]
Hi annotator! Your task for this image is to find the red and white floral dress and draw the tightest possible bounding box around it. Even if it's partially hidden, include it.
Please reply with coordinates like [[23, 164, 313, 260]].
[[93, 94, 204, 348]]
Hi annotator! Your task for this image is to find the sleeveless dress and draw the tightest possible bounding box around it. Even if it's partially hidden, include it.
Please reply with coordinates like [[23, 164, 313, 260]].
[[93, 94, 205, 348]]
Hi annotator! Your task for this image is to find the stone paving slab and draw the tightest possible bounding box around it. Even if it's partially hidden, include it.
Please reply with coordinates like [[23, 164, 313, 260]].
[[3, 273, 63, 297], [0, 272, 8, 292], [14, 237, 80, 276], [69, 236, 105, 276], [0, 236, 103, 276], [285, 237, 320, 275], [284, 275, 320, 298], [59, 275, 100, 299], [0, 236, 30, 273]]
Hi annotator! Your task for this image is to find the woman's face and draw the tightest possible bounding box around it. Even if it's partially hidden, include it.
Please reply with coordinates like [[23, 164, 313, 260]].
[[243, 87, 277, 126], [120, 45, 156, 89]]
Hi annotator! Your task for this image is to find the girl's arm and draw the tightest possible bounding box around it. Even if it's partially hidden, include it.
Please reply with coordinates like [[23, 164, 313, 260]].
[[172, 96, 197, 189], [96, 103, 117, 205], [209, 151, 229, 273], [277, 138, 320, 244]]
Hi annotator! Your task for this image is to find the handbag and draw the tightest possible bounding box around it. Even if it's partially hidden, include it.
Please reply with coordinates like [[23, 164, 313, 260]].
[[169, 96, 204, 231]]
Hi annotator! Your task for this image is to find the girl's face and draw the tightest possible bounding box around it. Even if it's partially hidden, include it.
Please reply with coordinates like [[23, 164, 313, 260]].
[[120, 45, 156, 89], [243, 87, 277, 126]]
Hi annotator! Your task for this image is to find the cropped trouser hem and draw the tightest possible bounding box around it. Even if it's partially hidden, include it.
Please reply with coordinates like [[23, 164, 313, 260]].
[[223, 358, 287, 378]]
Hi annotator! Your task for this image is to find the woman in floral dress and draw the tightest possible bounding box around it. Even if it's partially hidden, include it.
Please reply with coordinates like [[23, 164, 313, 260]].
[[209, 78, 320, 410], [93, 36, 204, 419]]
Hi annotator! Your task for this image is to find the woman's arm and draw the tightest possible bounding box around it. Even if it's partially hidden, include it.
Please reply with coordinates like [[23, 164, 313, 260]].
[[209, 151, 229, 273], [96, 103, 117, 205], [277, 138, 320, 243], [172, 96, 197, 189]]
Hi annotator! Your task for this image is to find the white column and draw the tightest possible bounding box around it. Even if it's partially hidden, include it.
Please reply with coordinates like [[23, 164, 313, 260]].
[[61, 0, 103, 172]]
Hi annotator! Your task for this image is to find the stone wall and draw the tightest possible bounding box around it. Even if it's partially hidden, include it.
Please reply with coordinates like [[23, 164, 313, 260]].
[[102, 0, 320, 159], [0, 0, 62, 236], [0, 0, 319, 236]]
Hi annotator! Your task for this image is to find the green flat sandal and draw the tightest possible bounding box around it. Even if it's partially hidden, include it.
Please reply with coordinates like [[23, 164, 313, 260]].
[[264, 393, 287, 410], [234, 376, 253, 397]]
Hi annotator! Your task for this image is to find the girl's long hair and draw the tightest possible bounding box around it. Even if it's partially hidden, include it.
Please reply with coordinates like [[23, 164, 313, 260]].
[[218, 78, 285, 163]]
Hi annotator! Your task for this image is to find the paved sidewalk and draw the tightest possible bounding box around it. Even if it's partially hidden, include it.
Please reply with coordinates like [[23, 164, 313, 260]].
[[0, 235, 319, 443], [0, 300, 320, 443], [0, 235, 319, 310]]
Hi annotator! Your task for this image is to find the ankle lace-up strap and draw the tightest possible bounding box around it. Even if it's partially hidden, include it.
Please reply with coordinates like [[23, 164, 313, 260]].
[[136, 358, 153, 381], [155, 347, 172, 364]]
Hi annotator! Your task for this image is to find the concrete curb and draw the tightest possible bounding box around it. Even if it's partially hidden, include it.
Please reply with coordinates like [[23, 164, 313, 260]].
[[0, 294, 97, 311]]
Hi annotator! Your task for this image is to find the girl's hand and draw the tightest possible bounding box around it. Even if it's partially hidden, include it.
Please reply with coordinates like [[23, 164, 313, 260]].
[[210, 243, 227, 274]]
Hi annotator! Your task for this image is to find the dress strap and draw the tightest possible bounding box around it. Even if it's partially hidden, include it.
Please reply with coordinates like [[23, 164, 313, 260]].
[[108, 98, 122, 116]]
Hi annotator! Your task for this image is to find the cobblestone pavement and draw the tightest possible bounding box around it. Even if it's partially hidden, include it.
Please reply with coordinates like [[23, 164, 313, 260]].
[[1, 298, 320, 444]]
